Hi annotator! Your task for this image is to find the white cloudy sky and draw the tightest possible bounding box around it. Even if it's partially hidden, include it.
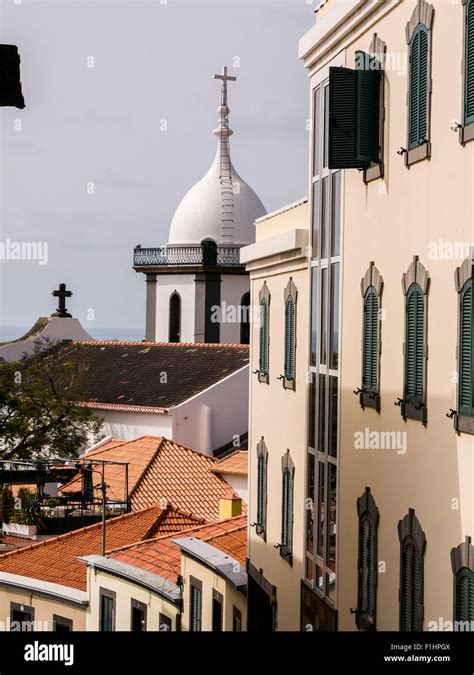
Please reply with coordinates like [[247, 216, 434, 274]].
[[0, 0, 313, 337]]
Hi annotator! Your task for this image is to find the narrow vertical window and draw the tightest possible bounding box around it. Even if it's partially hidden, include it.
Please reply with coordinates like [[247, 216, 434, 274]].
[[258, 282, 270, 383], [459, 279, 473, 417], [400, 257, 429, 423], [363, 288, 378, 400], [398, 509, 426, 632], [465, 0, 474, 127], [405, 1, 434, 165], [240, 292, 250, 345], [232, 606, 242, 632], [283, 278, 297, 389], [190, 580, 202, 632], [99, 591, 115, 632], [452, 536, 474, 629], [280, 450, 294, 564], [169, 292, 181, 343], [355, 488, 379, 631], [256, 438, 267, 538]]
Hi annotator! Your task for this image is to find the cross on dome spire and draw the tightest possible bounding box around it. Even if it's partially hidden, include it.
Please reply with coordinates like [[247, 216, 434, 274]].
[[213, 66, 236, 140], [213, 66, 236, 108]]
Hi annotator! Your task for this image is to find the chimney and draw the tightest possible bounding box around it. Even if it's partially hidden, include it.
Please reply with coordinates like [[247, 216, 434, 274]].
[[219, 490, 242, 520]]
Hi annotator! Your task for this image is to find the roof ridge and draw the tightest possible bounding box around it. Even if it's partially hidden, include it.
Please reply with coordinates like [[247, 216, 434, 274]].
[[0, 504, 164, 561], [107, 515, 246, 556], [84, 435, 161, 458], [159, 437, 218, 462], [77, 341, 249, 349], [128, 437, 166, 502]]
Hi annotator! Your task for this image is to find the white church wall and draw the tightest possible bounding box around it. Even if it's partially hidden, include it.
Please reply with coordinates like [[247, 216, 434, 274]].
[[219, 275, 250, 344], [172, 365, 249, 455], [98, 411, 173, 441], [154, 275, 195, 343]]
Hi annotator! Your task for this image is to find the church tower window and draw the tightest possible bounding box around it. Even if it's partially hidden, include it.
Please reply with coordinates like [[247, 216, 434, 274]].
[[169, 292, 181, 343]]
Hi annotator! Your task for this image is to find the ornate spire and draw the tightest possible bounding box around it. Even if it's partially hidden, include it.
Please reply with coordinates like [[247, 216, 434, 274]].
[[213, 66, 237, 240]]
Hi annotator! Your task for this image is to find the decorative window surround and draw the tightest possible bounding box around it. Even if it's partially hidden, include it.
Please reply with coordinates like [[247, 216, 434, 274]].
[[364, 34, 387, 183], [451, 537, 474, 628], [256, 437, 268, 540], [355, 487, 379, 631], [360, 262, 383, 411], [283, 278, 298, 390], [400, 256, 430, 424], [280, 449, 295, 565], [454, 250, 474, 434], [258, 282, 270, 384], [405, 0, 435, 167]]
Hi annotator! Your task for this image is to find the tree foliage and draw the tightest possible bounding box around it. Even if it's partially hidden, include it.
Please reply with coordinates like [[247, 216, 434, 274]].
[[0, 340, 103, 461]]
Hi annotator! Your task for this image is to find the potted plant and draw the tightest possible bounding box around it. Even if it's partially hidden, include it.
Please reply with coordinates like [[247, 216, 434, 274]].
[[5, 489, 44, 537]]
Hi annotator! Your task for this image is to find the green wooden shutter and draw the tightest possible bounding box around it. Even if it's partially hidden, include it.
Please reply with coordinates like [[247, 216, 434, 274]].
[[284, 296, 295, 380], [259, 300, 268, 374], [358, 514, 376, 629], [363, 287, 378, 394], [191, 586, 202, 631], [329, 67, 364, 169], [409, 26, 429, 149], [459, 280, 474, 416], [257, 454, 266, 532], [282, 469, 292, 549], [405, 284, 424, 406], [466, 1, 474, 125], [355, 52, 381, 162], [455, 569, 474, 626], [401, 541, 423, 631]]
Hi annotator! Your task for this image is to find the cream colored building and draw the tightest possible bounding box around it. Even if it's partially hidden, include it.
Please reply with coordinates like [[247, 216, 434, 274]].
[[299, 0, 474, 631], [241, 198, 310, 630]]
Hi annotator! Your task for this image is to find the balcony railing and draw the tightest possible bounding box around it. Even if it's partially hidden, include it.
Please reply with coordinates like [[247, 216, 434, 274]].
[[133, 244, 243, 268]]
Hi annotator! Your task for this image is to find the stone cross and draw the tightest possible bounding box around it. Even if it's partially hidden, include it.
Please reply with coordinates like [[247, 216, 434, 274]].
[[213, 66, 236, 107], [51, 283, 72, 318]]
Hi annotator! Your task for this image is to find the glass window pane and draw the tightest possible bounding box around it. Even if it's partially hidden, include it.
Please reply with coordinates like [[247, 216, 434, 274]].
[[330, 262, 340, 370], [316, 559, 324, 591], [312, 180, 320, 258], [313, 88, 321, 178], [306, 453, 315, 556], [331, 171, 341, 257], [311, 268, 318, 367], [329, 376, 338, 458], [309, 374, 316, 448], [320, 268, 327, 365], [323, 85, 329, 169], [327, 463, 337, 600], [316, 460, 325, 557], [321, 177, 329, 259], [318, 374, 326, 453]]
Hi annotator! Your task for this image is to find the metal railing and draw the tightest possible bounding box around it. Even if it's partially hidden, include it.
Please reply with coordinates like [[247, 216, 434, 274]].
[[133, 244, 243, 267]]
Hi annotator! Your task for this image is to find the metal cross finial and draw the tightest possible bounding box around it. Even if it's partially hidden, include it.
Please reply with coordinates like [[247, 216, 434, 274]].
[[51, 283, 72, 318], [213, 66, 236, 107]]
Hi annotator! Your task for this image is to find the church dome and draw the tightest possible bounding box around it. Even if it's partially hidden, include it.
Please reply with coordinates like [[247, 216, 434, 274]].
[[167, 69, 266, 247]]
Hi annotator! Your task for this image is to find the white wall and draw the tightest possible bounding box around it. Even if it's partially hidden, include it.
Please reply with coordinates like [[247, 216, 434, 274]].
[[172, 365, 249, 455], [154, 275, 195, 343], [220, 474, 248, 502], [219, 275, 250, 344], [98, 410, 173, 441]]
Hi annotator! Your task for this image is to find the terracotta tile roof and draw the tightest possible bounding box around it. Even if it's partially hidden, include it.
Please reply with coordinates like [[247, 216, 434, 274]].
[[0, 505, 203, 590], [109, 515, 247, 583], [59, 436, 244, 521], [130, 438, 245, 521], [55, 342, 249, 409], [211, 450, 248, 477]]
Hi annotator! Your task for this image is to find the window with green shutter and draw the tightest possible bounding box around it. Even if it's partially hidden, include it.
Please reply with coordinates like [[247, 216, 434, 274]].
[[451, 537, 474, 629], [465, 0, 474, 126], [284, 296, 295, 381], [190, 582, 202, 632], [363, 287, 378, 397], [356, 488, 379, 631], [398, 509, 426, 632], [408, 25, 429, 150], [257, 453, 267, 534], [459, 279, 474, 417], [258, 282, 270, 383], [404, 283, 425, 408], [280, 450, 294, 564]]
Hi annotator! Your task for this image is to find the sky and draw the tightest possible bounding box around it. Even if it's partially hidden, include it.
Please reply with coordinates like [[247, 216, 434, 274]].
[[0, 0, 314, 338]]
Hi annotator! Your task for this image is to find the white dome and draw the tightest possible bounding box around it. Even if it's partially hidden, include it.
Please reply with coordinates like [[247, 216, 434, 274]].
[[168, 145, 266, 246]]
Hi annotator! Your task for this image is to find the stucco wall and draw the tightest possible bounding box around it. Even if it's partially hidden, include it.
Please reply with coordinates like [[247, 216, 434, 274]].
[[0, 585, 86, 631], [219, 274, 250, 344], [98, 410, 173, 441], [154, 274, 196, 343]]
